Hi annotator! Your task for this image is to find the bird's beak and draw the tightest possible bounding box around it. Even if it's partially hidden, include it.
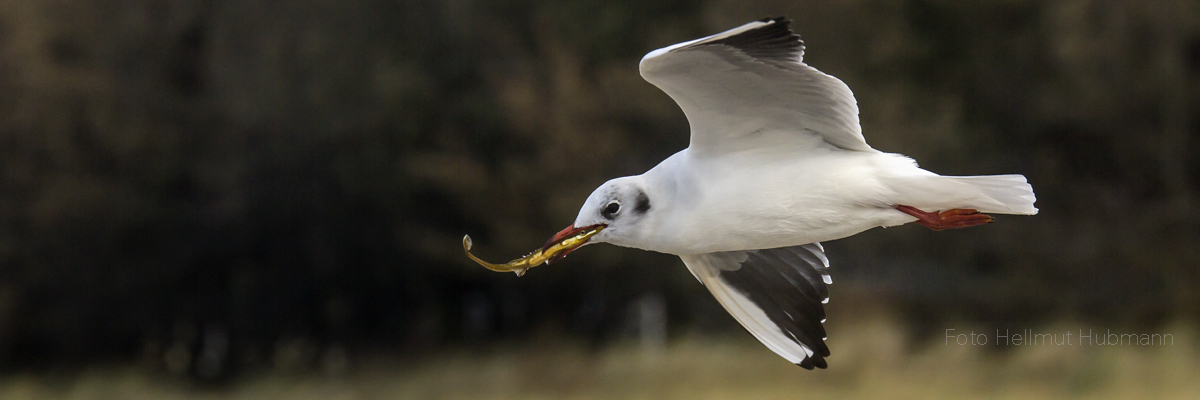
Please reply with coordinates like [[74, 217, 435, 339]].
[[542, 224, 605, 264]]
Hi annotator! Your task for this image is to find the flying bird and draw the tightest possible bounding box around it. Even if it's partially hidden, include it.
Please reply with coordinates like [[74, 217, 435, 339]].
[[465, 17, 1037, 369]]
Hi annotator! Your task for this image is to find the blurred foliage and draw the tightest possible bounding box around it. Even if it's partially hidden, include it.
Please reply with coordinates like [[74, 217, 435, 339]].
[[0, 0, 1198, 380], [2, 315, 1199, 399]]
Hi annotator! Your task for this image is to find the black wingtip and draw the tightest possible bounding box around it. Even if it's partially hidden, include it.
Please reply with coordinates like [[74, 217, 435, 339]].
[[797, 356, 828, 370], [707, 17, 804, 62]]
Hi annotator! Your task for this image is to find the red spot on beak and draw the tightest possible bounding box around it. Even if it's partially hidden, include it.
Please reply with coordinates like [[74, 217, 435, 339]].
[[542, 224, 602, 263]]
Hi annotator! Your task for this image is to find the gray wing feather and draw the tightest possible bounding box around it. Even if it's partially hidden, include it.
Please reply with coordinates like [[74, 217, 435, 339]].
[[639, 17, 871, 154]]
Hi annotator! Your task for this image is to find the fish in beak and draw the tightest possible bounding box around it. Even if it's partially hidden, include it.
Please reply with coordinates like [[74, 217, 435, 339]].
[[463, 224, 604, 277], [541, 224, 604, 263]]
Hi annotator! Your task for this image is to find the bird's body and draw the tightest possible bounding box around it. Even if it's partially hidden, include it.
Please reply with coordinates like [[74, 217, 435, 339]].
[[607, 146, 913, 254], [469, 17, 1037, 369], [608, 138, 1033, 255]]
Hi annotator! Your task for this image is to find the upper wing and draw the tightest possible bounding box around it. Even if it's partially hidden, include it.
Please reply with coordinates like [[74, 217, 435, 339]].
[[680, 243, 832, 369], [639, 17, 871, 154]]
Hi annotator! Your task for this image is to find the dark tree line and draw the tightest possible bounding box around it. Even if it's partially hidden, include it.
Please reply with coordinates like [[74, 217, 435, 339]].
[[0, 0, 1197, 378]]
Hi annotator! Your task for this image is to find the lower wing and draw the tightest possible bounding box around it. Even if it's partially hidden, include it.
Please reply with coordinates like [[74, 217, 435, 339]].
[[680, 243, 832, 369]]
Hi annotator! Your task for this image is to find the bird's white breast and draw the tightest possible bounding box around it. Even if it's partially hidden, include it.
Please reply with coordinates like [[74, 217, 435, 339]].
[[639, 145, 918, 255]]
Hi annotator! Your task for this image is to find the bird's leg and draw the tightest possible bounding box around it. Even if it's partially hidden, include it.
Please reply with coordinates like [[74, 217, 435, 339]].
[[895, 205, 994, 231]]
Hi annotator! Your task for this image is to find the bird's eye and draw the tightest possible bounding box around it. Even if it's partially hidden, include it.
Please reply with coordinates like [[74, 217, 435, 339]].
[[602, 201, 621, 219]]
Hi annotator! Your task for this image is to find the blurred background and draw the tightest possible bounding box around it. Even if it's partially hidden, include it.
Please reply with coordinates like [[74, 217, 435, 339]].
[[1, 0, 1199, 398]]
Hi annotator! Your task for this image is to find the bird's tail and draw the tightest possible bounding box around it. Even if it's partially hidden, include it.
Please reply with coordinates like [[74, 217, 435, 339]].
[[944, 174, 1038, 215], [891, 173, 1038, 216]]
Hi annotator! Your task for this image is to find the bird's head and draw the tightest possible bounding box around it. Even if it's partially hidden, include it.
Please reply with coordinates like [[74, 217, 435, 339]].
[[462, 176, 660, 275], [542, 176, 654, 263]]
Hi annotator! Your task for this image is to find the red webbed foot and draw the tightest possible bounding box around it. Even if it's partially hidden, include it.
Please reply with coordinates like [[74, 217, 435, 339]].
[[895, 205, 995, 231]]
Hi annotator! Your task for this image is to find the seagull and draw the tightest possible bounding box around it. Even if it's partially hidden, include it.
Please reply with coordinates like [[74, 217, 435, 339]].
[[465, 17, 1036, 369]]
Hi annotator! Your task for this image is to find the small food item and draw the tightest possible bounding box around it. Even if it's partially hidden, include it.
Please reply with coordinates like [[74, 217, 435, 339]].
[[462, 225, 604, 276]]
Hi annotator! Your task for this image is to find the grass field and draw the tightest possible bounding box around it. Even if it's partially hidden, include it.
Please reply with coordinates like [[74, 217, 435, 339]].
[[3, 315, 1197, 399]]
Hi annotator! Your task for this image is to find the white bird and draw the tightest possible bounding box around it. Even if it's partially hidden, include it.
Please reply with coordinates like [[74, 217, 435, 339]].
[[468, 17, 1036, 369]]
